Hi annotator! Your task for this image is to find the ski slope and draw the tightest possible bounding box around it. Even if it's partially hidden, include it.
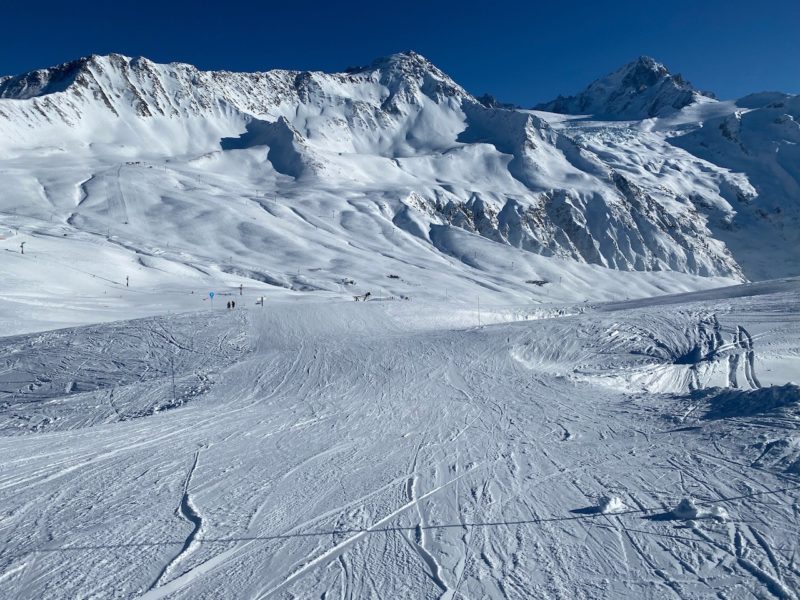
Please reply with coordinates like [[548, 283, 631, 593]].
[[1, 50, 799, 599], [0, 149, 738, 337], [1, 280, 798, 599]]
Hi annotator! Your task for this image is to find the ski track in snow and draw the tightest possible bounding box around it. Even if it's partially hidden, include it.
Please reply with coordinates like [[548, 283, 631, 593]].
[[0, 281, 798, 599], [151, 446, 205, 589]]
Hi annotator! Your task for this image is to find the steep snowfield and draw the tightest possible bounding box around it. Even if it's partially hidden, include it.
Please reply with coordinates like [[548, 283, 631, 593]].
[[1, 280, 798, 599], [670, 95, 800, 280], [4, 51, 796, 337]]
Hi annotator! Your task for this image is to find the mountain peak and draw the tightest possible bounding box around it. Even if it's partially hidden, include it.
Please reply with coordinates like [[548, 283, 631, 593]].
[[342, 51, 433, 75], [631, 55, 667, 70], [370, 50, 431, 68], [536, 56, 714, 119], [0, 53, 144, 100], [0, 50, 473, 134], [0, 56, 90, 99], [624, 56, 669, 80], [347, 50, 468, 105]]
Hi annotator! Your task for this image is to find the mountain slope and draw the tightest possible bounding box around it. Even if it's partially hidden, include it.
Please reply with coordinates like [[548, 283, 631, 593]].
[[1, 51, 797, 331], [669, 94, 800, 279]]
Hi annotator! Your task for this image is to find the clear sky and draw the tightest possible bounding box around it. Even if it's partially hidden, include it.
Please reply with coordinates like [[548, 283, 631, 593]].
[[3, 0, 798, 105]]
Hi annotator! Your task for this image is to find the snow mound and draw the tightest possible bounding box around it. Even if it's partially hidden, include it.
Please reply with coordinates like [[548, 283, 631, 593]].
[[703, 383, 800, 420], [598, 495, 628, 514], [672, 498, 729, 521], [752, 435, 800, 475]]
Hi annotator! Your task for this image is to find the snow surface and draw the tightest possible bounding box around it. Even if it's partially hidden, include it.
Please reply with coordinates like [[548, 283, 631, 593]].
[[1, 279, 799, 599], [1, 52, 799, 599]]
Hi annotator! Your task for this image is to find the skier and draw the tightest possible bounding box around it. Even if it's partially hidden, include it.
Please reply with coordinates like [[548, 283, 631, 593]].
[[226, 301, 231, 309], [231, 300, 236, 309]]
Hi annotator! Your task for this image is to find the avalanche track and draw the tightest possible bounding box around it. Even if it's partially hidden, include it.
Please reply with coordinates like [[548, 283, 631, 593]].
[[0, 281, 798, 599]]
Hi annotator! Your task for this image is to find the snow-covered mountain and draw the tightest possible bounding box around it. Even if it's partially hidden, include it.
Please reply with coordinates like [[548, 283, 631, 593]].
[[0, 51, 798, 331], [668, 94, 800, 279], [3, 54, 800, 599], [535, 56, 715, 119]]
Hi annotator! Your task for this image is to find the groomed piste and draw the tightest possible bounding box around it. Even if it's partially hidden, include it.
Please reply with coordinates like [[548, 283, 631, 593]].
[[1, 279, 799, 598]]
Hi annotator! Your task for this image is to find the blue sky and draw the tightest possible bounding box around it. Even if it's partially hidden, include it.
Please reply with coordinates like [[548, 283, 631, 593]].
[[3, 0, 798, 104]]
